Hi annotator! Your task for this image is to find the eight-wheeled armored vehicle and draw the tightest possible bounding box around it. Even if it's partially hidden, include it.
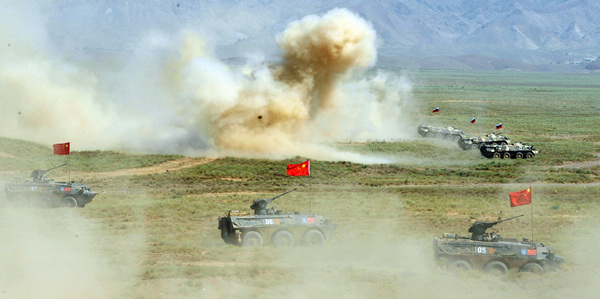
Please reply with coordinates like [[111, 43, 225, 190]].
[[480, 143, 539, 159], [458, 133, 512, 150], [433, 215, 563, 275], [5, 164, 97, 208], [218, 189, 337, 247], [418, 125, 467, 141]]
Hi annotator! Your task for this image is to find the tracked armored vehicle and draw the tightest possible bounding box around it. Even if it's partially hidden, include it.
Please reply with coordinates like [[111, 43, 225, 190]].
[[417, 125, 467, 141], [433, 215, 563, 275], [218, 189, 337, 247], [480, 143, 539, 159], [5, 164, 97, 208], [458, 133, 512, 150]]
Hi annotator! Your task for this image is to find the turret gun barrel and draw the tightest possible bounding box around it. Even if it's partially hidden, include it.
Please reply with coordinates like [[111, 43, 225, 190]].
[[31, 163, 67, 181], [469, 214, 524, 241], [269, 188, 297, 203], [250, 189, 297, 215]]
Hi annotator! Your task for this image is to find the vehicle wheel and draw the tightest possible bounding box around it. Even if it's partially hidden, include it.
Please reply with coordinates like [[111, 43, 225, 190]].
[[520, 263, 544, 274], [452, 135, 461, 141], [471, 144, 479, 150], [448, 260, 471, 274], [516, 152, 524, 159], [434, 133, 442, 139], [60, 196, 78, 208], [500, 141, 507, 145], [526, 152, 534, 159], [484, 261, 508, 276], [304, 230, 325, 247], [502, 152, 511, 159], [493, 152, 501, 159], [445, 135, 453, 141], [426, 133, 433, 138], [272, 231, 294, 248], [242, 231, 263, 247]]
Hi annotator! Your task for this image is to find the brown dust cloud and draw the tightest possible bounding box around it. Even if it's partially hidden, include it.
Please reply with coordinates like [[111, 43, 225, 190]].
[[1, 6, 413, 163], [2, 3, 598, 299]]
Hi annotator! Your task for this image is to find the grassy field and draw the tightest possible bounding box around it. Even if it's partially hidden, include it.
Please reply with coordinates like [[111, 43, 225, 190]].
[[1, 69, 600, 298]]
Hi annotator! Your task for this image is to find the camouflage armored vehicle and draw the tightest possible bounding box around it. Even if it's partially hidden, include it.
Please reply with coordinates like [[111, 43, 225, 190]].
[[480, 143, 539, 159], [5, 164, 97, 208], [433, 215, 563, 275], [218, 189, 337, 247], [417, 125, 467, 141], [458, 133, 512, 150]]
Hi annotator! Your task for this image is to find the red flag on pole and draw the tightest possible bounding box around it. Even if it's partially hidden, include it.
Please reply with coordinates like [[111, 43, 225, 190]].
[[287, 161, 310, 176], [53, 142, 70, 155], [509, 187, 531, 207]]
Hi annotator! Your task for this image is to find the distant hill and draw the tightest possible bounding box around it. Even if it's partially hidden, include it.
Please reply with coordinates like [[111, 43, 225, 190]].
[[47, 0, 600, 70]]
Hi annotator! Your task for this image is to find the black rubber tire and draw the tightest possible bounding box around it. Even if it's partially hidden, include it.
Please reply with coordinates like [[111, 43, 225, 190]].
[[520, 263, 544, 274], [272, 231, 294, 248], [493, 152, 501, 159], [471, 144, 479, 150], [61, 196, 78, 208], [448, 260, 471, 273], [426, 133, 433, 138], [502, 152, 511, 159], [304, 230, 325, 247], [484, 261, 508, 276], [526, 152, 534, 159], [242, 231, 263, 247], [434, 133, 442, 139], [516, 152, 524, 159], [445, 135, 453, 141]]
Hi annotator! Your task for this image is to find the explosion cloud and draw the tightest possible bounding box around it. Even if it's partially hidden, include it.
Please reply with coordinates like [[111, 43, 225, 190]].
[[0, 6, 413, 162]]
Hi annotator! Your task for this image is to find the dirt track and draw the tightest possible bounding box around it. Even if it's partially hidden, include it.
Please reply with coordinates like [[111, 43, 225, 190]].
[[554, 153, 600, 169], [69, 157, 216, 180]]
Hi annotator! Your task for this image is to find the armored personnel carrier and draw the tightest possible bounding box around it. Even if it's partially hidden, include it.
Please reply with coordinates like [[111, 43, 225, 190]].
[[5, 164, 97, 208], [458, 133, 512, 150], [218, 189, 337, 247], [433, 215, 563, 275], [480, 143, 539, 159], [417, 125, 467, 141]]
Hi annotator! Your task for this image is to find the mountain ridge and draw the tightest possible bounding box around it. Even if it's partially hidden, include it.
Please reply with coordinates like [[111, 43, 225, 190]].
[[46, 0, 600, 70]]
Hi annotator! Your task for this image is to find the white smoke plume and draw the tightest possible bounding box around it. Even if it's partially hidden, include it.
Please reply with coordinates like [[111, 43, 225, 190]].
[[0, 5, 413, 163]]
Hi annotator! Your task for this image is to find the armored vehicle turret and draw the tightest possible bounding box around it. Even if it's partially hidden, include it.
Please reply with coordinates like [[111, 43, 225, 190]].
[[458, 133, 512, 150], [418, 125, 467, 141], [218, 189, 337, 247], [480, 143, 539, 159], [5, 164, 97, 208], [433, 214, 563, 275]]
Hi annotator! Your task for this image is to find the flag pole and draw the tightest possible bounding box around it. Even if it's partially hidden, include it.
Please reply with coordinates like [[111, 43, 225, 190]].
[[309, 175, 312, 214], [530, 186, 534, 243], [68, 154, 71, 182]]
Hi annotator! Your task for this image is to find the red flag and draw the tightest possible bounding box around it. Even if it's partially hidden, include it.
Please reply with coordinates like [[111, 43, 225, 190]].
[[53, 142, 70, 155], [287, 160, 310, 176], [509, 187, 531, 207]]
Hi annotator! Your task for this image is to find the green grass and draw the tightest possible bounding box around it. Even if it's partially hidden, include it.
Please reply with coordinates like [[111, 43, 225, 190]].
[[2, 69, 600, 296]]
